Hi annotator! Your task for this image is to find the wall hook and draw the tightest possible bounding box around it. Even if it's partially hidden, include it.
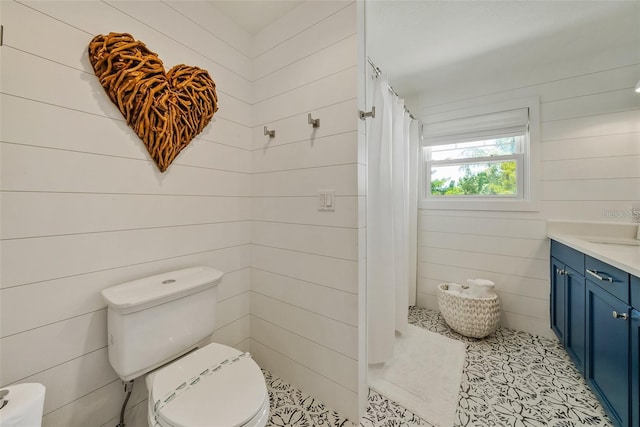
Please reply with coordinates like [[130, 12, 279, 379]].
[[308, 113, 320, 128], [264, 126, 275, 138], [359, 106, 375, 120]]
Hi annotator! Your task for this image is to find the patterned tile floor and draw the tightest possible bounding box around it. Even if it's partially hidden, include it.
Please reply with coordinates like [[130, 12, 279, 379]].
[[264, 306, 612, 427]]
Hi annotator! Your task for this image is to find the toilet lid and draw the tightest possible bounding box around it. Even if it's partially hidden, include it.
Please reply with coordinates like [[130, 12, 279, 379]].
[[151, 343, 268, 427]]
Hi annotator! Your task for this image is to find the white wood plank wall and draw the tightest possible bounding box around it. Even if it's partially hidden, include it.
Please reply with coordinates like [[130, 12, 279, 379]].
[[248, 1, 361, 422], [0, 1, 253, 426], [1, 0, 362, 425], [416, 7, 640, 338]]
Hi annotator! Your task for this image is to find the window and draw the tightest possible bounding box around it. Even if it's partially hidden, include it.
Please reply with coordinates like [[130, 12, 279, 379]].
[[421, 97, 540, 211], [428, 136, 524, 198]]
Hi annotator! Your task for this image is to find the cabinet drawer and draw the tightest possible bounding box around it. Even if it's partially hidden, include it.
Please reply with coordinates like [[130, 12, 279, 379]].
[[551, 240, 584, 272], [632, 276, 640, 310], [586, 256, 630, 303]]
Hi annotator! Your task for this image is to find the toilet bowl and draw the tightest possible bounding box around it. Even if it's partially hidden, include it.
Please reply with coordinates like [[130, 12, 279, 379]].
[[145, 343, 269, 427]]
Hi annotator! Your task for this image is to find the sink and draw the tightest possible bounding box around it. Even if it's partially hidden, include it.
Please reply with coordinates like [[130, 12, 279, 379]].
[[584, 237, 640, 246]]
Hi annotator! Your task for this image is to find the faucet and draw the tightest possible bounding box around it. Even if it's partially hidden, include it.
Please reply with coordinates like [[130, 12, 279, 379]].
[[634, 208, 640, 240]]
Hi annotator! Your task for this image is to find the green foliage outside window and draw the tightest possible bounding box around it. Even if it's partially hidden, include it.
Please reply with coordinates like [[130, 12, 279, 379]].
[[429, 136, 519, 196], [430, 160, 517, 196]]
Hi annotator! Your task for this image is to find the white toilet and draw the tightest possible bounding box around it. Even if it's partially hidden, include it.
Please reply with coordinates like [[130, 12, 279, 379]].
[[101, 267, 269, 427]]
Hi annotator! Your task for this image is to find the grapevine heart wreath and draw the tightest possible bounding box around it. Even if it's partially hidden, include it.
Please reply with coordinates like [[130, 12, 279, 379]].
[[88, 33, 218, 172]]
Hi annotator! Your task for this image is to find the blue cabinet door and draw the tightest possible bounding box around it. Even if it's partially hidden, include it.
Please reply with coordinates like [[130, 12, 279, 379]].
[[632, 309, 639, 427], [551, 257, 566, 342], [566, 266, 586, 374], [586, 281, 631, 427]]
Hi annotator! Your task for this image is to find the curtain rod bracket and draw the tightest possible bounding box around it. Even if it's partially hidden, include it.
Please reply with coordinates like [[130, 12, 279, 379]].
[[367, 57, 418, 120], [359, 106, 375, 120]]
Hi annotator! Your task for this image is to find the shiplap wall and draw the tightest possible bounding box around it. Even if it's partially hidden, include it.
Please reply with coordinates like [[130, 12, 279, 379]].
[[0, 1, 253, 426], [416, 5, 640, 338], [1, 1, 363, 426], [248, 1, 362, 422]]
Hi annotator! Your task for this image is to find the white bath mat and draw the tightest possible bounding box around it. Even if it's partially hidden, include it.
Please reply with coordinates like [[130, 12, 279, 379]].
[[368, 325, 466, 427]]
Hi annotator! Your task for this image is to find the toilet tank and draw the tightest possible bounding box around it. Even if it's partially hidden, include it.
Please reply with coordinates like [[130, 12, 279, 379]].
[[101, 267, 223, 381]]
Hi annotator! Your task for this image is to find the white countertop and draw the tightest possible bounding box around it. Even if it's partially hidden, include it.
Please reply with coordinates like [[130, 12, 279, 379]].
[[548, 221, 640, 278]]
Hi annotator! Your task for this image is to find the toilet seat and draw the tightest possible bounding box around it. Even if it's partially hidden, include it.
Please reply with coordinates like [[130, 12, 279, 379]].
[[147, 343, 269, 427]]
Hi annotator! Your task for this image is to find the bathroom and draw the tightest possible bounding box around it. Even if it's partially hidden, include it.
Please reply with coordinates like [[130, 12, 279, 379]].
[[0, 1, 638, 426]]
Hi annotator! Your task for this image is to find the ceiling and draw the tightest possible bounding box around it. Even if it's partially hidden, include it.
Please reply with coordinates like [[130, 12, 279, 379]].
[[209, 0, 304, 35], [366, 0, 638, 96], [205, 1, 637, 95]]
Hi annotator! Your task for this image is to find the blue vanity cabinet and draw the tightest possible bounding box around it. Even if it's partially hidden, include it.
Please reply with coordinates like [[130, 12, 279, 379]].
[[586, 279, 631, 427], [631, 276, 640, 427], [632, 308, 639, 427], [550, 239, 638, 426], [550, 241, 586, 372]]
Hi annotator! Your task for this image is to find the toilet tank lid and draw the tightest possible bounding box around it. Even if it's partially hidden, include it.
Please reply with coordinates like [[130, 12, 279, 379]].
[[101, 267, 223, 314]]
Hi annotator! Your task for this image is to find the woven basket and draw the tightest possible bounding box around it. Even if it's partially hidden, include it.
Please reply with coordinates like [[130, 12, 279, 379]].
[[437, 283, 501, 338]]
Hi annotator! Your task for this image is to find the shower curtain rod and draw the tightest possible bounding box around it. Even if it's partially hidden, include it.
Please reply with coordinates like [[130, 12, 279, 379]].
[[367, 57, 417, 120]]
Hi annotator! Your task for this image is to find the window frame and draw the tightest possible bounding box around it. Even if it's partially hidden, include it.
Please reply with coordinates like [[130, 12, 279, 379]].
[[419, 97, 540, 212]]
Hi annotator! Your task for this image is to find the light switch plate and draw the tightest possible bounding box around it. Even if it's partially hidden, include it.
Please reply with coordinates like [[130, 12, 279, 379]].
[[318, 191, 336, 211]]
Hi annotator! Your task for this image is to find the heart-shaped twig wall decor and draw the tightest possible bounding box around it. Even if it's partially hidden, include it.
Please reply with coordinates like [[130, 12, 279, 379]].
[[88, 33, 218, 172]]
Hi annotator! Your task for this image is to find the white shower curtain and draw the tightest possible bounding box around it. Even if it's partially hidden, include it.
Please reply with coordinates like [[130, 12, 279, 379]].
[[408, 120, 420, 306], [367, 75, 419, 365]]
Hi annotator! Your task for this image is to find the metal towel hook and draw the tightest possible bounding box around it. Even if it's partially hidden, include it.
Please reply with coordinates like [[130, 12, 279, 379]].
[[264, 126, 275, 138], [308, 113, 320, 128], [359, 107, 375, 120]]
